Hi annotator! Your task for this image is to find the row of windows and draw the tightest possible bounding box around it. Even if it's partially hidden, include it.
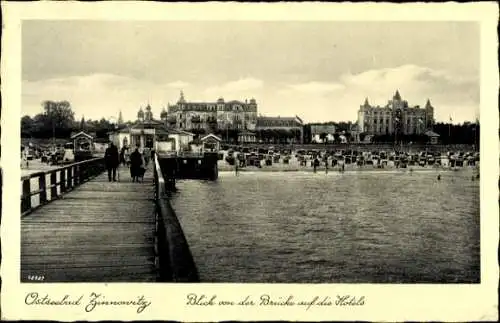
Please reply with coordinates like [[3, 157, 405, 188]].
[[364, 111, 428, 116], [366, 117, 427, 124], [175, 105, 257, 112], [257, 121, 301, 127], [367, 126, 423, 134], [173, 113, 257, 120]]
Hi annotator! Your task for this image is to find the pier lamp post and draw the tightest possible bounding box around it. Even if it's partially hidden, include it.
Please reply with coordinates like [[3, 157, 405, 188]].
[[46, 105, 56, 148]]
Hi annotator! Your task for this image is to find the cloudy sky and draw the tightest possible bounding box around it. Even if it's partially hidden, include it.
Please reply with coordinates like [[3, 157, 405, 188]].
[[22, 21, 479, 123]]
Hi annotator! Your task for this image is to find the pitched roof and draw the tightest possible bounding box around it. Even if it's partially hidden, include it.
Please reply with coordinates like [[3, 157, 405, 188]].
[[238, 130, 256, 136], [70, 131, 93, 139], [130, 120, 167, 131], [424, 130, 440, 137], [256, 116, 303, 127], [201, 133, 222, 142], [226, 100, 246, 105], [168, 129, 195, 136]]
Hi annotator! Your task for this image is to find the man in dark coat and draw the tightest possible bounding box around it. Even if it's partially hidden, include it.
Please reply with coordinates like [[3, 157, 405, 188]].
[[130, 146, 144, 182], [104, 142, 119, 182]]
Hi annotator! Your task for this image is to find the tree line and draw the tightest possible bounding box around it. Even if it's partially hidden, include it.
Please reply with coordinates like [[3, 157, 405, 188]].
[[22, 101, 119, 139]]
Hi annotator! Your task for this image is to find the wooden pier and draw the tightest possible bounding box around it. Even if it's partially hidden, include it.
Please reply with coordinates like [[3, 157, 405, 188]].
[[20, 155, 199, 283]]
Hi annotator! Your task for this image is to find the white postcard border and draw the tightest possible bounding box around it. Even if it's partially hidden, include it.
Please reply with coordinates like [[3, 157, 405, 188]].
[[1, 2, 498, 321]]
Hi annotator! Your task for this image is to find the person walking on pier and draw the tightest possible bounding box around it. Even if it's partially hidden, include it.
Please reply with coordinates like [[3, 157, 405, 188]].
[[119, 146, 126, 166], [143, 147, 151, 166], [130, 146, 144, 183], [104, 142, 119, 182]]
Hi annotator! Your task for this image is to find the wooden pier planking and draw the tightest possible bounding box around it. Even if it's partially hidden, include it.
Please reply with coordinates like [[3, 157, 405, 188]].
[[21, 164, 158, 283]]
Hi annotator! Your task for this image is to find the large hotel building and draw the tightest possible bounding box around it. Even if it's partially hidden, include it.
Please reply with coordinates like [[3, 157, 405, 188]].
[[165, 91, 303, 143], [357, 90, 435, 135], [166, 91, 258, 131]]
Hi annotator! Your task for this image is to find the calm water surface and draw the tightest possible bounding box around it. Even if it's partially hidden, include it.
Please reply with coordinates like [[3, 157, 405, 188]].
[[170, 170, 480, 283]]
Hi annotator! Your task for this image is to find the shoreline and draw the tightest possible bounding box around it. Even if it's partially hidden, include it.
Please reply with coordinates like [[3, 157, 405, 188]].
[[218, 165, 477, 173]]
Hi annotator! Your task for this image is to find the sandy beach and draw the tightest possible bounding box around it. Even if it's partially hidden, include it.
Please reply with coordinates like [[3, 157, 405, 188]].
[[217, 159, 477, 173]]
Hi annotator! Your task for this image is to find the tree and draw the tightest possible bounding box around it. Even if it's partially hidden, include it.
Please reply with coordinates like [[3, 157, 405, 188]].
[[21, 115, 34, 137], [80, 116, 85, 131], [208, 118, 218, 134], [191, 128, 206, 136], [302, 124, 312, 143], [42, 100, 75, 138]]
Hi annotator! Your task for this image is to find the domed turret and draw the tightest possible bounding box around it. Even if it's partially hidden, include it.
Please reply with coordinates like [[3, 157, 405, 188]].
[[144, 104, 153, 121], [178, 90, 186, 103], [217, 97, 225, 103], [249, 98, 256, 104], [137, 107, 144, 121]]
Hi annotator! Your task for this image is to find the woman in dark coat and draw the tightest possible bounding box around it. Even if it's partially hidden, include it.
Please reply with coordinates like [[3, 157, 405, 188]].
[[129, 147, 143, 182]]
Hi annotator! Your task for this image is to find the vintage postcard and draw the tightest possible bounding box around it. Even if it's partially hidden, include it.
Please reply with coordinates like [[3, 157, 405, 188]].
[[1, 1, 498, 321]]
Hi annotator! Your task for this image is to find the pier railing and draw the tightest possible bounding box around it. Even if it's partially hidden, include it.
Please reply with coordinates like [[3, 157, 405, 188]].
[[153, 152, 199, 282], [20, 157, 106, 216]]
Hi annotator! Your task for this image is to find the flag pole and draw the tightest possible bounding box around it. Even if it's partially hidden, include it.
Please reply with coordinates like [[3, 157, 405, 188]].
[[448, 116, 451, 143]]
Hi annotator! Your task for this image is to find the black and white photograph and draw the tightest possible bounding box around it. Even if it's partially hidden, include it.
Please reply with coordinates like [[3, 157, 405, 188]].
[[19, 19, 482, 284], [2, 1, 498, 321]]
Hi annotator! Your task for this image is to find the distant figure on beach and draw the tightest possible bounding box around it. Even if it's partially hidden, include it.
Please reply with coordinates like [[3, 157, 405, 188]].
[[104, 142, 119, 182], [22, 147, 30, 168], [130, 146, 144, 183], [437, 174, 441, 181], [341, 164, 345, 173], [235, 162, 239, 176], [313, 158, 319, 173], [325, 159, 329, 174]]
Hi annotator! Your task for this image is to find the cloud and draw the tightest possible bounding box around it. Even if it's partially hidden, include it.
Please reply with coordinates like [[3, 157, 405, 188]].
[[338, 64, 478, 103], [321, 64, 480, 123], [204, 78, 264, 96], [287, 81, 345, 94], [166, 81, 190, 89], [266, 64, 479, 123], [21, 66, 480, 125], [22, 74, 184, 122]]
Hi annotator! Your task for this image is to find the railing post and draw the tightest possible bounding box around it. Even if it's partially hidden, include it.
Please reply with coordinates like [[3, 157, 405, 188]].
[[73, 165, 79, 186], [39, 174, 47, 204], [81, 163, 87, 182], [67, 167, 73, 190], [60, 169, 66, 194], [21, 179, 31, 213], [50, 172, 57, 199]]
